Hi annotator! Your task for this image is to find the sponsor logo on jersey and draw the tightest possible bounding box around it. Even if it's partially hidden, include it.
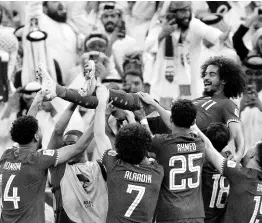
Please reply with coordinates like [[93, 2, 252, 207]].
[[234, 108, 239, 118], [177, 143, 196, 152], [84, 200, 93, 208], [227, 160, 236, 168], [43, 150, 55, 156], [3, 161, 21, 171]]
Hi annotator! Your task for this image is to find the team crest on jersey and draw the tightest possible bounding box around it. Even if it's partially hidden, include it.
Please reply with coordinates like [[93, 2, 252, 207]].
[[227, 160, 236, 168], [43, 150, 55, 156], [108, 150, 117, 156], [234, 108, 240, 118]]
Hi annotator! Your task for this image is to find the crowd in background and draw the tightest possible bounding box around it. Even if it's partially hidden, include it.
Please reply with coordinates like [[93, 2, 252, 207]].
[[1, 1, 262, 222]]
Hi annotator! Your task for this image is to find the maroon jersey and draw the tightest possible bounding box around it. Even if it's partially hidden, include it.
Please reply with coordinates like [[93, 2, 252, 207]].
[[202, 161, 229, 223], [0, 147, 58, 223], [222, 159, 262, 223], [102, 149, 164, 223], [150, 133, 205, 221], [193, 95, 240, 133]]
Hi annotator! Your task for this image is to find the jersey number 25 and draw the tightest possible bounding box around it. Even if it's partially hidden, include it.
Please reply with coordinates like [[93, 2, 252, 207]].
[[169, 153, 202, 190]]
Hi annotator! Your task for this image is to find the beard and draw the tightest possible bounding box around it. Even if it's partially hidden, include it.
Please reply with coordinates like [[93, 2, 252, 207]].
[[104, 22, 116, 33], [176, 13, 192, 31], [203, 88, 216, 97], [47, 11, 67, 23]]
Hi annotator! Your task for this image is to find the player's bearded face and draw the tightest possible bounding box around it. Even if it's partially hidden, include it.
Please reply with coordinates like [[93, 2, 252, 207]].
[[203, 65, 224, 96]]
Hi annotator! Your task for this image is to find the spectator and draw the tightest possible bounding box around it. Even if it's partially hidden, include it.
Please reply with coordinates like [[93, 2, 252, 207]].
[[240, 56, 262, 151], [22, 1, 81, 86], [99, 2, 138, 77], [233, 7, 262, 62], [145, 1, 222, 108]]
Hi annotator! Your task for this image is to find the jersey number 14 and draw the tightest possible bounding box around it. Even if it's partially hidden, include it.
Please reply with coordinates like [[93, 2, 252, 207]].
[[0, 174, 20, 209]]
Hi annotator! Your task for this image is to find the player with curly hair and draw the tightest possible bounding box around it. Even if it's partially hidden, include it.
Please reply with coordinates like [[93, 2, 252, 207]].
[[101, 122, 164, 223], [194, 56, 246, 163], [0, 91, 96, 222]]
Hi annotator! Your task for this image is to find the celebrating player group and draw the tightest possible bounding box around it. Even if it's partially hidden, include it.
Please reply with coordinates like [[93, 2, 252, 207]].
[[0, 56, 261, 223]]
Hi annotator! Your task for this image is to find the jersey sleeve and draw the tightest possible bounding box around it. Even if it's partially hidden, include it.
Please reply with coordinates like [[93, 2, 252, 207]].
[[149, 134, 162, 155], [33, 149, 59, 171], [222, 100, 240, 126], [222, 159, 246, 185], [101, 149, 118, 172]]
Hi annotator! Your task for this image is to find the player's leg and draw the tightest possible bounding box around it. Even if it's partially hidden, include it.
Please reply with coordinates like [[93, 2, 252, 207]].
[[56, 85, 141, 111], [37, 63, 141, 111]]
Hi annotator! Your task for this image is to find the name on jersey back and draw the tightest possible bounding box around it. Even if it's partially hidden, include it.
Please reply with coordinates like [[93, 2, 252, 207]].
[[3, 161, 21, 171], [124, 171, 152, 183], [177, 143, 196, 153]]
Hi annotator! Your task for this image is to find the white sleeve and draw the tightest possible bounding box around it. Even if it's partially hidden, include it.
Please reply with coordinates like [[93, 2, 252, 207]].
[[191, 18, 222, 45]]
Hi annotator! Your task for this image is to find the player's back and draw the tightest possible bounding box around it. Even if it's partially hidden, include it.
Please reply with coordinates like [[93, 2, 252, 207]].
[[102, 149, 164, 223], [202, 161, 229, 223], [0, 148, 58, 223], [151, 133, 205, 222], [222, 161, 262, 223]]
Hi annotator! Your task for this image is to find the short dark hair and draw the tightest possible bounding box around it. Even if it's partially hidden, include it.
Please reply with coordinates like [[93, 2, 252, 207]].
[[206, 122, 230, 152], [171, 99, 196, 128], [115, 123, 152, 164], [10, 116, 38, 144], [201, 56, 247, 98], [64, 130, 83, 138]]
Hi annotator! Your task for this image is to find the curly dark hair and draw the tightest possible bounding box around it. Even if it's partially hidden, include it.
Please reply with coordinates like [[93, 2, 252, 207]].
[[206, 123, 230, 152], [171, 99, 196, 128], [115, 123, 152, 164], [10, 116, 38, 144], [201, 56, 247, 98]]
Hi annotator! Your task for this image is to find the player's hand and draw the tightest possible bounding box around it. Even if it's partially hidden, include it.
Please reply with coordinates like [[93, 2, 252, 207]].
[[105, 100, 114, 120], [123, 110, 136, 124], [158, 18, 177, 42], [137, 92, 157, 106], [133, 100, 147, 121], [96, 84, 109, 106], [34, 89, 50, 103], [95, 61, 108, 80], [230, 153, 242, 164]]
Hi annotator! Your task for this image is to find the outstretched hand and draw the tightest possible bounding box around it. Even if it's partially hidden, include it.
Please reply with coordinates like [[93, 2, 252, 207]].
[[96, 84, 109, 105], [137, 92, 157, 106]]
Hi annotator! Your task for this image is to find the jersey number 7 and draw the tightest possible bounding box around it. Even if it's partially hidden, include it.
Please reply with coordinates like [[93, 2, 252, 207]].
[[169, 153, 203, 190], [0, 174, 20, 209], [124, 184, 145, 217]]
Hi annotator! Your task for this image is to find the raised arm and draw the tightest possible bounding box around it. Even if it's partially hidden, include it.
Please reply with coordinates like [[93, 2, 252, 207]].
[[27, 90, 47, 117], [94, 85, 112, 153], [137, 92, 172, 130], [47, 103, 78, 150], [55, 117, 94, 165], [191, 124, 224, 174], [228, 122, 245, 163]]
